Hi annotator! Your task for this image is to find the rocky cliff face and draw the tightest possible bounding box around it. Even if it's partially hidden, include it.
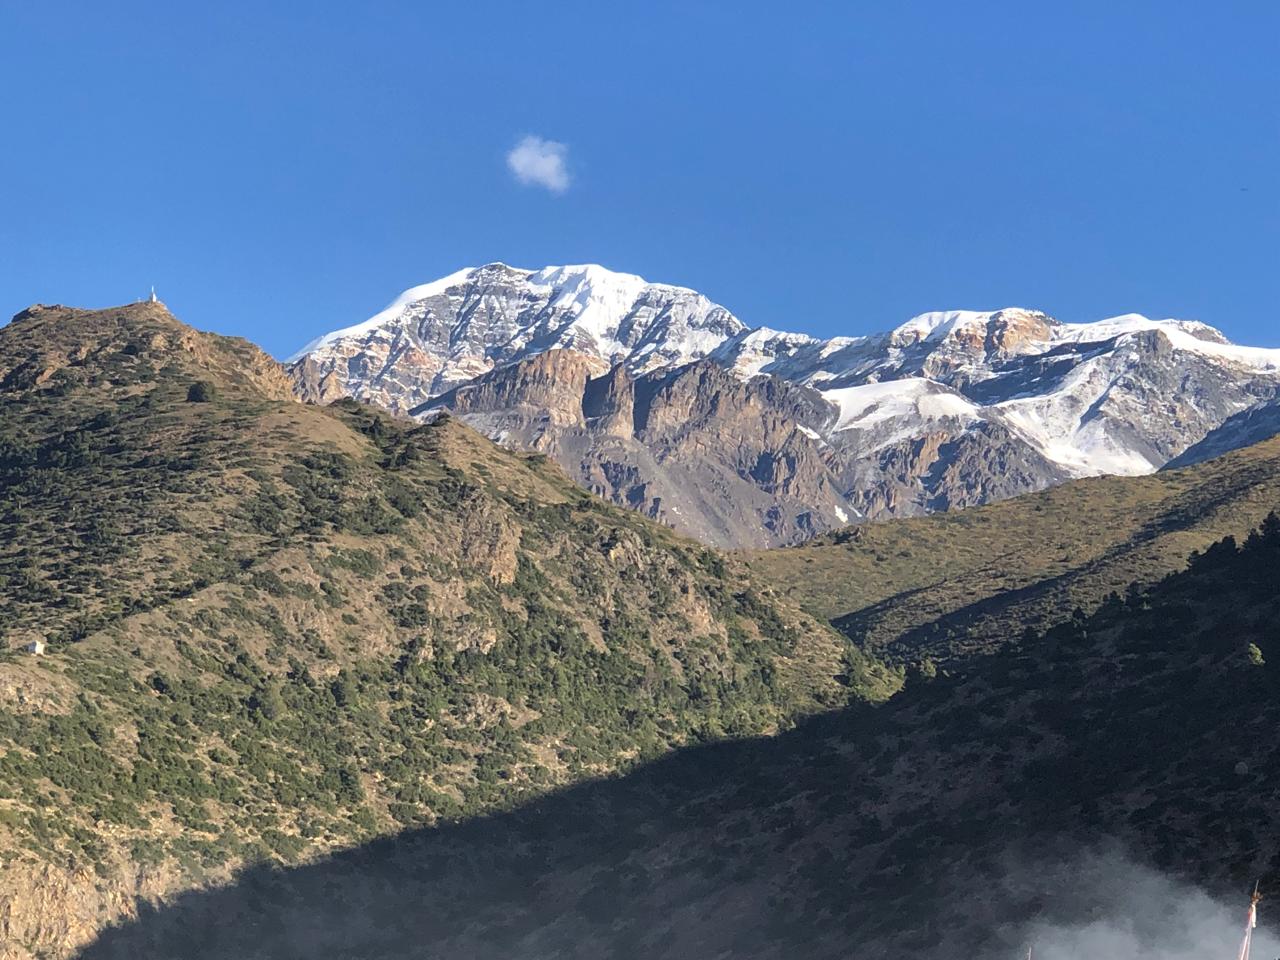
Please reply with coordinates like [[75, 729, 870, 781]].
[[1165, 396, 1280, 469], [290, 266, 1280, 545], [419, 354, 850, 548]]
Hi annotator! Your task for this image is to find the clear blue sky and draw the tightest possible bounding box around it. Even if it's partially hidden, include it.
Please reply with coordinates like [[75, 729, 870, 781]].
[[2, 1, 1276, 357]]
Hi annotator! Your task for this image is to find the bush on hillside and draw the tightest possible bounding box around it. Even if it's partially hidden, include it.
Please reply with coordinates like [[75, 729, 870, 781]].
[[186, 380, 216, 403]]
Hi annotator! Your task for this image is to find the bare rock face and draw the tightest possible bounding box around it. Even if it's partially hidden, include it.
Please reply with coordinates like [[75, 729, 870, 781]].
[[288, 352, 353, 406], [1165, 395, 1280, 469], [0, 860, 200, 960], [422, 358, 848, 548], [288, 265, 1280, 546], [581, 363, 635, 438], [416, 349, 607, 427]]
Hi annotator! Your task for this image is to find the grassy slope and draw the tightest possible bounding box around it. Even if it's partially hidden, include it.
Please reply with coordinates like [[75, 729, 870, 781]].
[[745, 436, 1280, 662], [0, 303, 894, 959], [73, 519, 1280, 960]]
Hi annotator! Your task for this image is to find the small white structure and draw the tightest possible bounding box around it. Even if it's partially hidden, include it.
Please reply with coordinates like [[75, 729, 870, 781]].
[[149, 286, 159, 303], [23, 639, 46, 655]]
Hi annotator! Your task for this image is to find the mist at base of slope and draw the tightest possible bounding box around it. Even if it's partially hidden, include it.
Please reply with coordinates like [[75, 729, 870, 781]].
[[983, 847, 1277, 960]]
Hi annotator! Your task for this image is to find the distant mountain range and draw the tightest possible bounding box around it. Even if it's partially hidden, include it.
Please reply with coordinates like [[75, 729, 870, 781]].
[[289, 263, 1280, 546]]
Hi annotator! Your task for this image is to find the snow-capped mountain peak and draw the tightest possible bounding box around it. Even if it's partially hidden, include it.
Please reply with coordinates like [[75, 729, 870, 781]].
[[884, 307, 1057, 356], [288, 265, 1280, 546], [288, 263, 747, 409]]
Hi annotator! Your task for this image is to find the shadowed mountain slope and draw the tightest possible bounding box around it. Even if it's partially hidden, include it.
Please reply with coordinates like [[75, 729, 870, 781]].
[[1165, 396, 1280, 469], [74, 521, 1280, 960]]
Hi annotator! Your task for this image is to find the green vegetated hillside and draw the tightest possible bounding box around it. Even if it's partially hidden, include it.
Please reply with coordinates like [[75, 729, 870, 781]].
[[0, 303, 893, 959], [746, 436, 1280, 662], [72, 516, 1280, 960]]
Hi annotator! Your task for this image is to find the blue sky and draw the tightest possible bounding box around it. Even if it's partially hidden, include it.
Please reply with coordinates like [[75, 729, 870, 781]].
[[1, 1, 1276, 357]]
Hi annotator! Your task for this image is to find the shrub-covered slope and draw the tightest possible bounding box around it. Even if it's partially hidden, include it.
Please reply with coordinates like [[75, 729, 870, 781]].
[[74, 517, 1280, 960], [746, 435, 1280, 662], [0, 303, 891, 958]]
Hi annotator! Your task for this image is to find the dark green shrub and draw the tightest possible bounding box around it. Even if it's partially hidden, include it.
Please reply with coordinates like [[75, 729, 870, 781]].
[[186, 381, 216, 403]]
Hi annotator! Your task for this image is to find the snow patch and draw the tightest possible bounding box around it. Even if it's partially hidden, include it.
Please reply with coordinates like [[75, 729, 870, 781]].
[[1052, 315, 1280, 369], [823, 379, 980, 433]]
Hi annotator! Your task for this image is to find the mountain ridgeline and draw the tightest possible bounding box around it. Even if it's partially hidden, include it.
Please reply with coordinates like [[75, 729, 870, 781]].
[[0, 303, 889, 959], [288, 262, 1280, 547]]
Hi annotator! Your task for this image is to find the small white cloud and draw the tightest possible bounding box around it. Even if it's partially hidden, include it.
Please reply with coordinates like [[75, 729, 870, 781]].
[[506, 135, 570, 194]]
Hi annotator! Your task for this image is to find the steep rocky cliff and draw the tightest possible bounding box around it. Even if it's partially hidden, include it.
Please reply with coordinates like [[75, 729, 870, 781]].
[[419, 352, 851, 547]]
